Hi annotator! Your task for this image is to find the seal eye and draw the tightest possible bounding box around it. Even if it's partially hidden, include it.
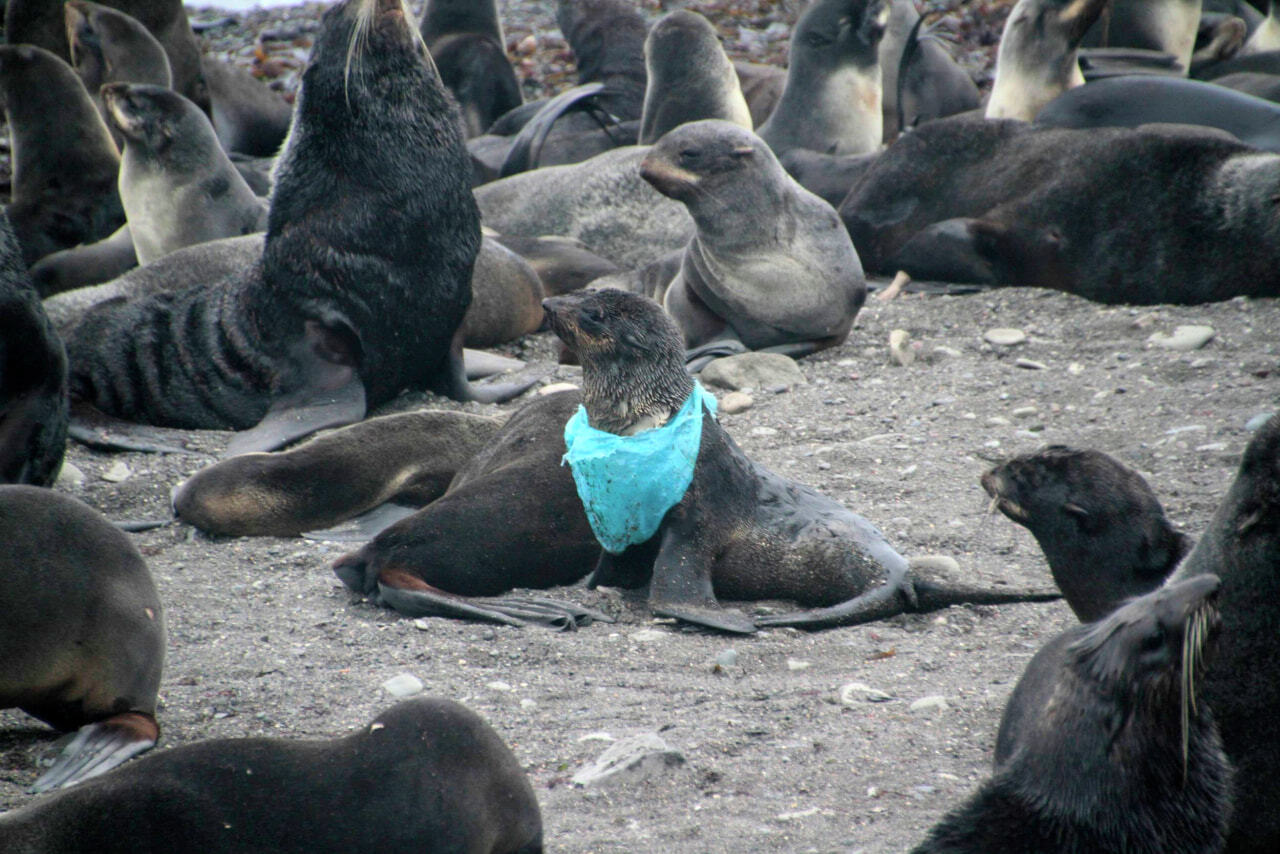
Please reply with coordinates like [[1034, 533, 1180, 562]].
[[679, 148, 701, 162], [803, 31, 833, 48]]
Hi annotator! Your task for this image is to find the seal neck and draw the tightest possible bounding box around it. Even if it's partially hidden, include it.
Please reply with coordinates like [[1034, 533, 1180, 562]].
[[582, 355, 695, 437]]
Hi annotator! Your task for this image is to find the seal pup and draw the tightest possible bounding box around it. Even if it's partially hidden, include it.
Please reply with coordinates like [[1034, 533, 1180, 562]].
[[732, 60, 786, 127], [758, 0, 891, 158], [199, 57, 294, 158], [4, 0, 210, 115], [104, 83, 268, 265], [0, 486, 164, 792], [880, 0, 980, 138], [0, 212, 67, 486], [0, 44, 124, 269], [488, 231, 622, 297], [914, 574, 1231, 854], [840, 113, 1280, 302], [64, 0, 534, 456], [0, 697, 545, 853], [545, 288, 1059, 634], [985, 0, 1110, 120], [602, 120, 867, 367], [1082, 0, 1203, 73], [174, 409, 503, 537], [420, 0, 522, 138], [981, 446, 1190, 622], [638, 10, 752, 145], [1170, 412, 1280, 852]]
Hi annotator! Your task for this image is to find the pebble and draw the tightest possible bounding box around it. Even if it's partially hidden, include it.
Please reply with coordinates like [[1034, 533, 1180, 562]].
[[1246, 412, 1274, 431], [775, 806, 819, 822], [520, 698, 537, 710], [932, 345, 962, 359], [787, 658, 812, 672], [487, 681, 513, 692], [720, 391, 754, 414], [751, 426, 780, 437], [715, 649, 739, 668], [630, 629, 665, 642], [381, 673, 424, 698], [101, 461, 132, 483], [908, 555, 960, 575], [1011, 406, 1038, 418], [538, 382, 579, 396], [55, 462, 85, 488], [839, 682, 894, 704], [1067, 362, 1085, 375], [986, 416, 1011, 426], [1196, 442, 1228, 452], [909, 695, 949, 713], [572, 733, 685, 787], [984, 327, 1026, 346], [1014, 358, 1047, 370], [1148, 325, 1215, 351], [888, 329, 915, 367], [701, 352, 805, 391]]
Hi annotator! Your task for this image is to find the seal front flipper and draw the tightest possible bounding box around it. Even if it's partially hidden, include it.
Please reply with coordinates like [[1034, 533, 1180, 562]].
[[225, 319, 366, 457], [498, 81, 611, 177], [29, 711, 158, 793], [648, 525, 757, 634], [302, 502, 421, 542]]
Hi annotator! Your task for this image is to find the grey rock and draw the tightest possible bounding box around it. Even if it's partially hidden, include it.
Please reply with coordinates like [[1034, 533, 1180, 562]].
[[572, 733, 686, 787], [984, 327, 1026, 346], [720, 391, 755, 414], [1148, 324, 1215, 351], [381, 673, 424, 698], [702, 352, 805, 391]]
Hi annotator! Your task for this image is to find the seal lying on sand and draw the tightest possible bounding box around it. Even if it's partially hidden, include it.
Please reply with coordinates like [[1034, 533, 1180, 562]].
[[545, 288, 1059, 634], [981, 445, 1190, 622], [0, 486, 164, 793], [0, 697, 544, 854], [913, 575, 1231, 854], [65, 0, 532, 456]]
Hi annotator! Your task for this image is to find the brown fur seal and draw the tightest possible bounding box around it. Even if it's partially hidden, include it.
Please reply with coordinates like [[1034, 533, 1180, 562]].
[[487, 231, 622, 297], [104, 83, 268, 265], [605, 120, 866, 368], [840, 113, 1280, 302], [0, 212, 67, 486], [986, 0, 1109, 120], [0, 697, 545, 853], [758, 0, 891, 158], [420, 0, 522, 138], [544, 288, 1058, 634], [914, 574, 1231, 854], [1170, 411, 1280, 852], [638, 10, 752, 145], [0, 485, 164, 792], [0, 44, 124, 269], [173, 409, 503, 537], [5, 0, 210, 114], [981, 445, 1191, 622], [64, 0, 533, 457]]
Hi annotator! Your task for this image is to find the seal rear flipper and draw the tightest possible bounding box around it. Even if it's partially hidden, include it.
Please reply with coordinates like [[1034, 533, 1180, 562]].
[[302, 502, 421, 542], [685, 335, 748, 373], [68, 402, 201, 456], [464, 348, 526, 379], [499, 82, 612, 177], [29, 711, 158, 793], [376, 570, 595, 630], [648, 527, 757, 634], [909, 578, 1062, 611], [433, 332, 540, 404], [753, 580, 908, 630]]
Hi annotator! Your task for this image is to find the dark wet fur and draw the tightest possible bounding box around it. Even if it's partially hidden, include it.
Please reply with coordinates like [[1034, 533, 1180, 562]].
[[421, 0, 522, 137], [915, 576, 1231, 854], [982, 445, 1190, 622], [66, 0, 479, 429]]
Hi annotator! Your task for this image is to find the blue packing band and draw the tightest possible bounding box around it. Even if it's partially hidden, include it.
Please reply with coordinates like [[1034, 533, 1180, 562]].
[[562, 381, 718, 554]]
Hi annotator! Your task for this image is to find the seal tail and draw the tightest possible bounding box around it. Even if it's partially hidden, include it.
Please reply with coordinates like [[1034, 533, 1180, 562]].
[[29, 712, 159, 793]]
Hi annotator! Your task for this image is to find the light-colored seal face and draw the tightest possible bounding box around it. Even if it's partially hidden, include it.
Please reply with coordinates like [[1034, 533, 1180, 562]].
[[639, 9, 752, 144], [758, 0, 890, 157], [987, 0, 1109, 120], [65, 0, 173, 95]]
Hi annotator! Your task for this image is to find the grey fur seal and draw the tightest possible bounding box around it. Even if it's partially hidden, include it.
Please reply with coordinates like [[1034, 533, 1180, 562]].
[[64, 0, 533, 456], [1082, 0, 1203, 73], [544, 288, 1059, 634], [638, 10, 752, 145], [420, 0, 522, 138], [5, 0, 210, 115], [103, 83, 268, 265], [0, 485, 164, 792], [0, 212, 67, 486], [732, 60, 786, 127], [880, 0, 980, 138], [0, 44, 124, 269], [1170, 412, 1280, 852], [914, 574, 1231, 854], [174, 409, 503, 537], [840, 113, 1280, 302], [200, 57, 294, 158], [981, 445, 1190, 622], [0, 697, 545, 853], [1036, 75, 1280, 151], [758, 0, 891, 158], [487, 231, 621, 297], [602, 120, 866, 367], [985, 0, 1109, 120]]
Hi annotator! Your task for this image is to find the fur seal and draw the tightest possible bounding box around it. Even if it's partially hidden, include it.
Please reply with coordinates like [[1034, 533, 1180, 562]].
[[199, 57, 294, 158], [758, 0, 891, 158], [0, 697, 544, 853], [779, 148, 882, 210], [5, 0, 210, 115], [103, 83, 268, 265], [544, 288, 1059, 634], [981, 445, 1190, 622], [0, 44, 124, 270], [732, 60, 786, 127], [420, 0, 522, 138], [487, 231, 622, 297], [0, 212, 67, 486], [638, 10, 752, 145], [1170, 412, 1280, 852], [914, 574, 1231, 854], [64, 0, 533, 456], [174, 409, 503, 537], [840, 113, 1280, 302], [602, 120, 866, 367], [880, 0, 980, 138], [1241, 1, 1280, 54], [985, 0, 1109, 120], [1035, 75, 1280, 151], [0, 485, 164, 792], [1082, 0, 1203, 73]]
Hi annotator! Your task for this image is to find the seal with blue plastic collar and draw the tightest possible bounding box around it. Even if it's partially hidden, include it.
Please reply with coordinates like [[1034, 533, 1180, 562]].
[[562, 380, 717, 554]]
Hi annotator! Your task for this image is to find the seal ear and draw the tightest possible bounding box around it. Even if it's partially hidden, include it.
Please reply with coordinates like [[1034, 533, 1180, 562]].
[[619, 327, 656, 352]]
